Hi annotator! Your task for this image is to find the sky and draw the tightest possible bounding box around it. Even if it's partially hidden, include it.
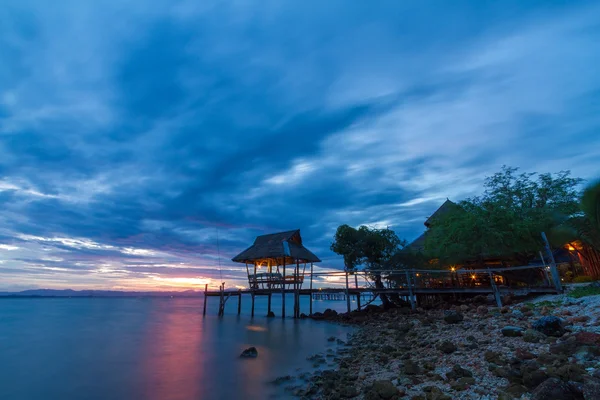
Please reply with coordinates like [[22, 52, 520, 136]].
[[1, 1, 599, 291]]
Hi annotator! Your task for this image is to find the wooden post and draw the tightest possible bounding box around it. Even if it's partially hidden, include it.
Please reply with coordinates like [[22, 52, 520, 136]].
[[487, 269, 502, 307], [237, 289, 242, 315], [282, 258, 286, 319], [268, 293, 272, 315], [542, 232, 563, 293], [295, 259, 300, 318], [309, 263, 313, 316], [203, 284, 208, 316], [405, 270, 416, 310], [345, 269, 351, 313], [356, 292, 361, 311], [251, 292, 255, 317], [218, 283, 224, 317]]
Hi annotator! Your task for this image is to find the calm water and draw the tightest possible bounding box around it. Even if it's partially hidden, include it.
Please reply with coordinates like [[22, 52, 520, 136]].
[[0, 295, 354, 400]]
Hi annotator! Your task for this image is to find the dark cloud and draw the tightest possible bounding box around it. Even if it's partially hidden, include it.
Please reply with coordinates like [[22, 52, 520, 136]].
[[0, 0, 599, 290]]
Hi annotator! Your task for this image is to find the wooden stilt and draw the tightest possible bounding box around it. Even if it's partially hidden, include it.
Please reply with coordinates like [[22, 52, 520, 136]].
[[295, 259, 300, 318], [251, 292, 255, 317], [345, 269, 351, 313], [282, 259, 286, 319], [238, 289, 242, 315], [268, 293, 272, 315], [218, 283, 225, 316], [309, 263, 313, 316], [406, 270, 416, 310], [356, 292, 361, 311], [203, 284, 208, 316]]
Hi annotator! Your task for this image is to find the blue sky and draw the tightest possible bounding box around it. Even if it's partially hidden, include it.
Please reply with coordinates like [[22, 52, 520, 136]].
[[1, 1, 599, 291]]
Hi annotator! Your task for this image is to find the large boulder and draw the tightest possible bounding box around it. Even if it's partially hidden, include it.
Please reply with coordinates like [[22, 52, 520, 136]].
[[323, 309, 338, 318], [531, 378, 581, 400], [533, 316, 566, 337], [240, 347, 258, 358], [443, 311, 464, 324]]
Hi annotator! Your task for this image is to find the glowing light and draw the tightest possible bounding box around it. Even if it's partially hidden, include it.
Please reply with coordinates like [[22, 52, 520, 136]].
[[246, 325, 267, 332], [471, 275, 476, 279], [450, 267, 455, 272], [416, 273, 420, 277], [566, 244, 575, 251]]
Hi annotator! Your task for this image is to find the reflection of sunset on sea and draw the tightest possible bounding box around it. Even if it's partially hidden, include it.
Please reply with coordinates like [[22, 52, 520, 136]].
[[140, 302, 203, 400]]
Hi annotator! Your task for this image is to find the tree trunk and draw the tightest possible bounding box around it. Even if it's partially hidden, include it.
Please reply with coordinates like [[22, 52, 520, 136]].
[[374, 274, 394, 309]]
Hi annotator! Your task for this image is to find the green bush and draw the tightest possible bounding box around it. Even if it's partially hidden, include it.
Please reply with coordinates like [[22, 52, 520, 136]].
[[573, 276, 595, 283], [568, 285, 600, 298]]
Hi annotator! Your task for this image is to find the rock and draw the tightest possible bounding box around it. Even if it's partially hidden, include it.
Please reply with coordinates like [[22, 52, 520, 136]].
[[522, 367, 548, 389], [550, 337, 579, 356], [311, 312, 324, 320], [364, 304, 383, 313], [443, 311, 464, 324], [570, 316, 591, 323], [505, 384, 528, 397], [524, 329, 547, 343], [555, 364, 587, 382], [267, 311, 275, 318], [339, 385, 359, 398], [576, 332, 600, 346], [473, 295, 487, 304], [502, 326, 525, 337], [446, 364, 473, 381], [501, 306, 511, 314], [533, 316, 566, 337], [270, 375, 292, 385], [369, 380, 398, 399], [423, 386, 451, 400], [477, 305, 488, 315], [516, 348, 536, 360], [485, 350, 505, 365], [404, 360, 422, 375], [584, 376, 600, 400], [531, 377, 581, 400], [240, 347, 258, 358], [323, 309, 338, 318], [327, 336, 336, 342], [438, 340, 457, 354], [300, 313, 308, 319]]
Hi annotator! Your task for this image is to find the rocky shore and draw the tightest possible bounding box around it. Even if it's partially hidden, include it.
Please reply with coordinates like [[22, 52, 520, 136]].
[[280, 289, 600, 399]]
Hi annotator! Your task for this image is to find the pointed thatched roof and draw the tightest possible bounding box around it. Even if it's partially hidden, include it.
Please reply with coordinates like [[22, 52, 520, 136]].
[[424, 199, 458, 227], [406, 199, 458, 252], [232, 229, 321, 263]]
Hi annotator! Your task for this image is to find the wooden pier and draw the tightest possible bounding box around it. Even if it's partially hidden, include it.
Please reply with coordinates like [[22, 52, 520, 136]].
[[203, 264, 562, 318], [204, 229, 563, 318]]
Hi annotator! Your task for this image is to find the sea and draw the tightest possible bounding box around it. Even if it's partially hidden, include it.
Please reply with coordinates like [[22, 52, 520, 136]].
[[0, 295, 355, 400]]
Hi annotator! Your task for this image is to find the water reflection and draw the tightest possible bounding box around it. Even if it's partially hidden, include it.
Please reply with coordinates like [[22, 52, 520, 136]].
[[0, 298, 353, 400]]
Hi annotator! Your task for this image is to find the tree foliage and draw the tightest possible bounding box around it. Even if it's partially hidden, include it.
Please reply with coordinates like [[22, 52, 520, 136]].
[[551, 180, 600, 252], [424, 166, 583, 267], [331, 224, 404, 271]]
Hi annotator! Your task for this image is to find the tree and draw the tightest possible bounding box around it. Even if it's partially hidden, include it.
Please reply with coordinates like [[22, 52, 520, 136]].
[[331, 224, 404, 308], [424, 166, 583, 267], [550, 180, 600, 278]]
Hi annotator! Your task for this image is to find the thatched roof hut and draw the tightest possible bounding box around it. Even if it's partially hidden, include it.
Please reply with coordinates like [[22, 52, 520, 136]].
[[232, 229, 321, 264], [232, 229, 320, 290]]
